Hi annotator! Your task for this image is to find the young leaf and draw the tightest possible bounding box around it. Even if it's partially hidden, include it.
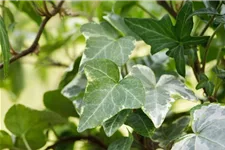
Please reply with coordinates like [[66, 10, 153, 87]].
[[108, 134, 133, 150], [129, 65, 196, 128], [4, 104, 66, 149], [172, 104, 225, 150], [0, 130, 13, 149], [125, 109, 155, 137], [152, 116, 190, 148], [80, 22, 135, 67], [0, 16, 10, 77], [77, 59, 145, 132], [213, 67, 225, 81], [196, 74, 214, 96], [103, 109, 131, 137], [43, 90, 78, 118], [125, 1, 209, 76]]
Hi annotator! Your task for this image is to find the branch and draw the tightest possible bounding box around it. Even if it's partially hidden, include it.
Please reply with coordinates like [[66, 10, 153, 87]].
[[0, 1, 65, 69], [156, 0, 177, 18], [45, 136, 107, 150]]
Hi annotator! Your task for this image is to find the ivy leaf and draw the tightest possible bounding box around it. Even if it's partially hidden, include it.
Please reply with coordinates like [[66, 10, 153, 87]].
[[152, 116, 190, 148], [77, 59, 145, 132], [196, 74, 214, 96], [213, 67, 225, 81], [0, 16, 10, 77], [61, 73, 87, 100], [58, 56, 82, 89], [215, 15, 225, 24], [108, 134, 133, 150], [129, 65, 196, 128], [125, 1, 209, 76], [80, 22, 135, 67], [4, 104, 66, 149], [172, 104, 225, 150], [0, 130, 13, 149], [103, 13, 140, 40], [203, 0, 220, 9], [125, 109, 155, 137], [103, 109, 131, 137], [43, 90, 78, 118], [11, 1, 41, 25]]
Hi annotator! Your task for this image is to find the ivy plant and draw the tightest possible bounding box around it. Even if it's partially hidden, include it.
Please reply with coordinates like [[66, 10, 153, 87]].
[[0, 0, 225, 150]]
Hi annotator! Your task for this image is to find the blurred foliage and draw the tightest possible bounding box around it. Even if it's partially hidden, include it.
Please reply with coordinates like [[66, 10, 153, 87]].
[[0, 1, 225, 150]]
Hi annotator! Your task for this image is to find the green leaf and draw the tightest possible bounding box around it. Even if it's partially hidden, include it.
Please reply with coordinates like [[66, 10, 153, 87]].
[[167, 45, 186, 76], [196, 74, 214, 96], [58, 56, 82, 89], [0, 130, 13, 149], [152, 116, 190, 148], [11, 1, 42, 25], [108, 134, 133, 150], [103, 13, 140, 40], [0, 5, 15, 30], [125, 109, 155, 137], [172, 104, 225, 150], [125, 1, 209, 76], [213, 67, 225, 81], [0, 16, 10, 77], [103, 109, 131, 137], [215, 15, 225, 24], [80, 22, 135, 67], [125, 15, 177, 54], [77, 59, 145, 132], [4, 104, 66, 149], [0, 61, 24, 100], [43, 90, 78, 118], [203, 0, 220, 9], [112, 1, 137, 15], [129, 65, 196, 128]]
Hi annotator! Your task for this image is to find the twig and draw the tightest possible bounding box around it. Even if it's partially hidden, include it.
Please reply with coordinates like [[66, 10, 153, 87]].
[[43, 1, 52, 17], [45, 136, 107, 150], [156, 0, 177, 18], [0, 1, 65, 69], [200, 2, 223, 36], [202, 24, 223, 72]]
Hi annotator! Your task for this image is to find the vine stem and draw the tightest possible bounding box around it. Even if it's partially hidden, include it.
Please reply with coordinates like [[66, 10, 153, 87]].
[[200, 2, 223, 36], [202, 24, 223, 72], [22, 135, 32, 150], [136, 3, 156, 19]]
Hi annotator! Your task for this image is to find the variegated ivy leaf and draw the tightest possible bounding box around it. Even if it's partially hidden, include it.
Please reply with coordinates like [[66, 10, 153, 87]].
[[80, 22, 135, 67], [108, 133, 133, 150], [152, 116, 190, 148], [77, 59, 145, 132], [172, 104, 225, 150], [103, 109, 131, 137], [129, 65, 196, 128]]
